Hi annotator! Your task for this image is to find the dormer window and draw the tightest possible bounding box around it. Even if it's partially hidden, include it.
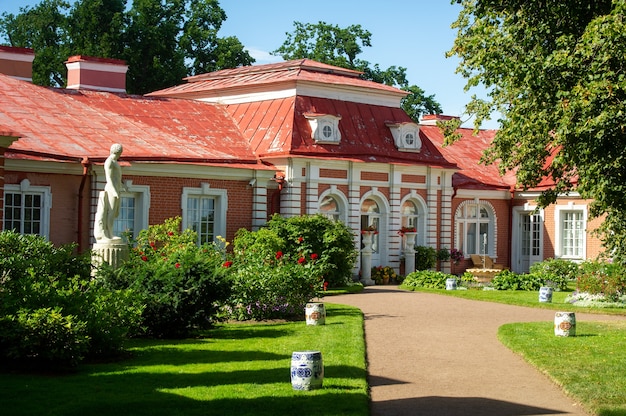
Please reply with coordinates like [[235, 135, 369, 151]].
[[304, 113, 341, 144], [386, 122, 422, 152]]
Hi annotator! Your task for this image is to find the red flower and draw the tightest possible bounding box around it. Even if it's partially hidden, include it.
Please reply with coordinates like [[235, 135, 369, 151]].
[[298, 257, 306, 264], [141, 255, 148, 261], [298, 236, 304, 243], [175, 263, 181, 269], [149, 241, 156, 249], [323, 281, 329, 291], [167, 231, 174, 236], [275, 251, 283, 259], [311, 253, 319, 260], [222, 261, 233, 268]]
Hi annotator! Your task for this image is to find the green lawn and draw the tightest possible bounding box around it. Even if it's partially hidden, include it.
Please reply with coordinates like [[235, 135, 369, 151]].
[[499, 321, 626, 416], [0, 303, 368, 416], [403, 285, 626, 316]]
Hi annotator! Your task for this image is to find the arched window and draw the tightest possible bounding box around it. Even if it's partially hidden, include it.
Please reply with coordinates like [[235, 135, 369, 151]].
[[361, 198, 380, 253], [455, 201, 495, 256], [319, 195, 340, 221], [401, 200, 419, 229]]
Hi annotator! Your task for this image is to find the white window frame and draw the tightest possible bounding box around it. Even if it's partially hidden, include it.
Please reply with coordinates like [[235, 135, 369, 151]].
[[181, 183, 227, 245], [113, 181, 150, 241], [555, 204, 587, 260], [386, 122, 422, 152], [4, 179, 52, 238], [454, 200, 497, 258], [304, 114, 342, 144]]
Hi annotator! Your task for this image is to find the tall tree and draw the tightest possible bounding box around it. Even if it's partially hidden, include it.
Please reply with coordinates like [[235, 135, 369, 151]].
[[273, 21, 442, 122], [447, 0, 626, 261], [0, 0, 253, 94]]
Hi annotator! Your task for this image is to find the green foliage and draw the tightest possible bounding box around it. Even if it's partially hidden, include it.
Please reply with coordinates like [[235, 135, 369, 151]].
[[0, 231, 141, 368], [491, 269, 544, 291], [264, 214, 357, 287], [105, 217, 230, 338], [436, 247, 451, 261], [529, 258, 578, 290], [225, 215, 349, 320], [0, 306, 88, 369], [414, 245, 437, 270], [0, 0, 254, 94], [273, 20, 441, 122], [577, 260, 626, 301], [448, 1, 626, 261], [401, 270, 452, 290]]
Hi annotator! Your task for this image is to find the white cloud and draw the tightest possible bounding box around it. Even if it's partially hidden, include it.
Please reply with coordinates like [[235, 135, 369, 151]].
[[246, 47, 283, 64]]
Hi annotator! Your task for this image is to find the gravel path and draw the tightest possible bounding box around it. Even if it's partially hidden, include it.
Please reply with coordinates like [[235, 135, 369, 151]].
[[328, 286, 625, 416]]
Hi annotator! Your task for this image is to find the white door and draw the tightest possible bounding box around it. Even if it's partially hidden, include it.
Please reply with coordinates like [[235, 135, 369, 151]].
[[514, 211, 543, 273]]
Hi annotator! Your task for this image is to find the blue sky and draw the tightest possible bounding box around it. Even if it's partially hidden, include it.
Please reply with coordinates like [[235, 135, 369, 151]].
[[2, 0, 496, 127]]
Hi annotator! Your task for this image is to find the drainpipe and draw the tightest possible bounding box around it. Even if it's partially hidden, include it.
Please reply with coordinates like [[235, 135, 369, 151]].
[[508, 186, 515, 269], [78, 157, 90, 252]]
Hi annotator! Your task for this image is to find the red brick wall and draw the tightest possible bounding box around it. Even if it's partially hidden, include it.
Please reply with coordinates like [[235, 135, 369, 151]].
[[125, 175, 254, 242], [320, 168, 348, 179]]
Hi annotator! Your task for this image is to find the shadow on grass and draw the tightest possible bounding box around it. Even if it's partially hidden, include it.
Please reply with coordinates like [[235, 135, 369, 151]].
[[2, 361, 368, 416]]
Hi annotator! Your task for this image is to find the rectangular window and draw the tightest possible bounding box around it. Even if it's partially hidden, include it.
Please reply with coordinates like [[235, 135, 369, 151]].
[[187, 195, 216, 245], [561, 211, 584, 258], [4, 184, 49, 238], [114, 196, 136, 241]]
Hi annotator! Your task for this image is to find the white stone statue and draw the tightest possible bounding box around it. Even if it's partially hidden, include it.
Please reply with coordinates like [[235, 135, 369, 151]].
[[94, 143, 123, 241]]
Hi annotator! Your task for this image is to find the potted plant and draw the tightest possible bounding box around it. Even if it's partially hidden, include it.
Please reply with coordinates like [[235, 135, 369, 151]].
[[371, 265, 397, 285]]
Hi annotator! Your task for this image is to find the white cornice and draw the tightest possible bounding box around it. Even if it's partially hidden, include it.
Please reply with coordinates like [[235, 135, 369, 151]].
[[195, 81, 403, 108], [456, 189, 511, 200]]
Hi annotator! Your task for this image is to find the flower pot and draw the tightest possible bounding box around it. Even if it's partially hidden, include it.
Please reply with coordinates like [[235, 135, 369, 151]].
[[445, 278, 457, 290]]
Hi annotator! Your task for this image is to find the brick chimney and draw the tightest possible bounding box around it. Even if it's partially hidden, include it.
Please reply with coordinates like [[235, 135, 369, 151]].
[[0, 46, 35, 82], [65, 55, 128, 93]]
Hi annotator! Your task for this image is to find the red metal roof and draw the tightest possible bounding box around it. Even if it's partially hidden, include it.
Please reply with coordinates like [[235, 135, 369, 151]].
[[421, 124, 516, 190], [0, 73, 267, 168], [226, 95, 457, 167], [149, 59, 408, 99]]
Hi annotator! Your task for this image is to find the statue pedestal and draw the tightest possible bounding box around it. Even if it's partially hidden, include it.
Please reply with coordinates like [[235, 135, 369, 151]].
[[92, 240, 129, 272]]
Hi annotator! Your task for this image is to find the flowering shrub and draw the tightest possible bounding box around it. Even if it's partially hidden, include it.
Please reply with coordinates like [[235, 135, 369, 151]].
[[576, 261, 626, 301], [264, 214, 357, 287], [104, 217, 230, 338], [225, 226, 324, 320]]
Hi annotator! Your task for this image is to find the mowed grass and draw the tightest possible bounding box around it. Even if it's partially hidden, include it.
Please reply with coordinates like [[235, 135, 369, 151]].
[[0, 303, 368, 416], [499, 321, 626, 416], [405, 285, 626, 316]]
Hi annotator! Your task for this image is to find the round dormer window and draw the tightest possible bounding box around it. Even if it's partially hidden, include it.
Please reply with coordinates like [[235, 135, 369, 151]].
[[404, 132, 415, 146]]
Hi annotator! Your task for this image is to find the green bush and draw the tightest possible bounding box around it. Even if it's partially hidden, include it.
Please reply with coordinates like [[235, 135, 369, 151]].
[[263, 214, 357, 287], [415, 246, 437, 270], [105, 217, 231, 338], [529, 258, 578, 290], [0, 231, 141, 368], [401, 270, 452, 289], [577, 261, 626, 301], [491, 269, 544, 291], [226, 226, 324, 320], [0, 307, 89, 369]]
